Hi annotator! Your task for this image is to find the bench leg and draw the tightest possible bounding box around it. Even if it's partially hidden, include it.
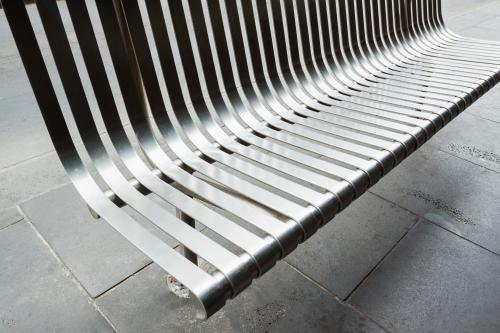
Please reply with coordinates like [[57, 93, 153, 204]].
[[98, 0, 197, 298], [166, 208, 198, 298], [175, 209, 198, 265]]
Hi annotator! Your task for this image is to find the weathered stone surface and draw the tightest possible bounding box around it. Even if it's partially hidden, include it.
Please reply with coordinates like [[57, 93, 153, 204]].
[[371, 145, 500, 255], [351, 221, 500, 333], [0, 221, 114, 332], [286, 192, 418, 299], [98, 262, 383, 333]]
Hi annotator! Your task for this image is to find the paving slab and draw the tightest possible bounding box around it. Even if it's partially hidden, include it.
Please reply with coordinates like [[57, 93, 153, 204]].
[[476, 1, 500, 16], [447, 1, 500, 38], [465, 86, 500, 124], [370, 145, 500, 255], [350, 220, 500, 333], [0, 8, 17, 44], [0, 221, 114, 332], [475, 14, 500, 31], [285, 192, 418, 299], [0, 152, 68, 212], [0, 94, 54, 169], [457, 25, 500, 40], [98, 262, 383, 333], [0, 207, 22, 230], [0, 60, 33, 100], [20, 183, 179, 297], [428, 112, 500, 173], [442, 0, 499, 19], [447, 10, 499, 32]]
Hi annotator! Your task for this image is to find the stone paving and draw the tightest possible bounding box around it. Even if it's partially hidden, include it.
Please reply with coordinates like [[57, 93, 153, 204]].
[[1, 1, 500, 332]]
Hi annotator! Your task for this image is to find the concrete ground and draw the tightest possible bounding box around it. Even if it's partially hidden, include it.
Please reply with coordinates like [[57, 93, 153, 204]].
[[1, 1, 500, 332]]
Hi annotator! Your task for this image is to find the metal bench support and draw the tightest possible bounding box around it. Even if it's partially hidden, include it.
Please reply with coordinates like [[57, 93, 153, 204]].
[[114, 0, 199, 297]]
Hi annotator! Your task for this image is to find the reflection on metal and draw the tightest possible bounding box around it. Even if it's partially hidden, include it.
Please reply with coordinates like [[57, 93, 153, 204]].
[[2, 0, 499, 319]]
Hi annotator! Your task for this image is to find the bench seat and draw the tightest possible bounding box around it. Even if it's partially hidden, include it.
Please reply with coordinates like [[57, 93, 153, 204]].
[[3, 0, 499, 319]]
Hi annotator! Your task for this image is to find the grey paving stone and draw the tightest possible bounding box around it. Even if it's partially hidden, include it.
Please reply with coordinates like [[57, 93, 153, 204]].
[[370, 145, 500, 255], [475, 13, 500, 31], [428, 112, 500, 173], [0, 9, 16, 44], [445, 1, 500, 34], [448, 13, 497, 32], [464, 86, 500, 125], [285, 192, 418, 299], [442, 0, 493, 18], [0, 152, 68, 211], [0, 61, 33, 101], [98, 262, 383, 333], [350, 220, 500, 333], [0, 94, 54, 169], [19, 182, 194, 297], [20, 183, 177, 297], [0, 221, 113, 332], [442, 0, 499, 19], [0, 207, 22, 230], [0, 133, 145, 213], [476, 1, 500, 16], [457, 25, 500, 40], [447, 10, 498, 31]]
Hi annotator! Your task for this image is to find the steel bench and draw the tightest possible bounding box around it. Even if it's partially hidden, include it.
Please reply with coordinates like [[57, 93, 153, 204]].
[[2, 0, 499, 319]]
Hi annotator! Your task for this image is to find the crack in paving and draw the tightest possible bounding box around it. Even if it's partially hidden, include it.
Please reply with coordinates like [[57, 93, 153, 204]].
[[448, 143, 500, 165], [405, 189, 476, 226]]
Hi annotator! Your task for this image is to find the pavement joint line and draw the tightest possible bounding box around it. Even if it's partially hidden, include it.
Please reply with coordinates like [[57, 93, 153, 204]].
[[17, 207, 120, 333], [0, 218, 23, 232], [344, 219, 421, 302], [0, 206, 24, 232], [431, 143, 500, 175], [425, 138, 500, 175], [282, 191, 421, 302], [284, 261, 391, 333], [468, 109, 500, 126], [0, 121, 137, 173], [367, 191, 500, 258], [367, 190, 423, 219], [0, 149, 56, 173], [94, 261, 154, 300], [11, 179, 72, 212], [425, 218, 500, 258], [445, 0, 500, 20], [85, 237, 183, 299]]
